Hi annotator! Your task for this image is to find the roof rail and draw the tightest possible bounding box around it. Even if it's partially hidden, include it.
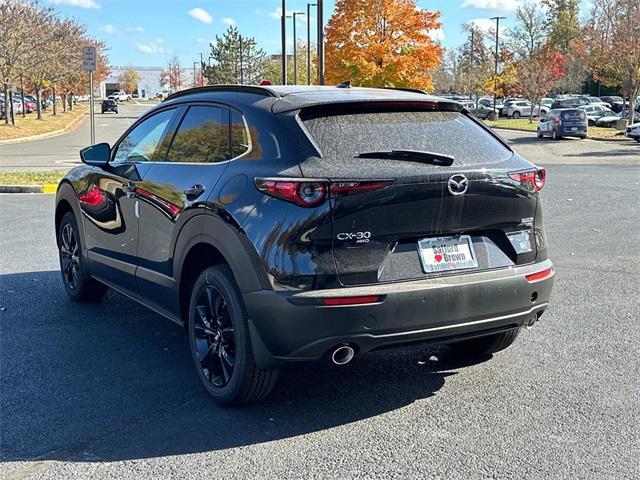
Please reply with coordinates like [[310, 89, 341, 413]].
[[379, 86, 428, 95], [164, 85, 280, 102]]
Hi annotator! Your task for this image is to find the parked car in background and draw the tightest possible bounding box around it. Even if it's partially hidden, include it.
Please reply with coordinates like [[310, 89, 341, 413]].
[[581, 96, 611, 108], [625, 122, 640, 142], [551, 97, 589, 109], [578, 105, 616, 125], [595, 110, 628, 128], [461, 101, 499, 119], [505, 101, 541, 119], [101, 99, 118, 114], [537, 108, 587, 140], [479, 97, 505, 116], [599, 96, 625, 113]]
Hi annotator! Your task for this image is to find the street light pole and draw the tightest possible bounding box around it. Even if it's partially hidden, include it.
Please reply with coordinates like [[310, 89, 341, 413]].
[[281, 0, 287, 84], [193, 61, 198, 87], [239, 35, 244, 85], [491, 16, 506, 114], [317, 0, 324, 85], [291, 12, 304, 85], [307, 3, 317, 85], [200, 52, 204, 85]]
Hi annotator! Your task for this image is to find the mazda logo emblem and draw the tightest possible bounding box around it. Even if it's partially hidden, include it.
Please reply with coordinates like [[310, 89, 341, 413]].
[[447, 174, 469, 196]]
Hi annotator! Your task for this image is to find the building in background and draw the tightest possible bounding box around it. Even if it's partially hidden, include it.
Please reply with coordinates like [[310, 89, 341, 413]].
[[99, 66, 191, 99]]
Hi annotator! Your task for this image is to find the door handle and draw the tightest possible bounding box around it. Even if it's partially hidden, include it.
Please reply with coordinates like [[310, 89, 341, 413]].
[[183, 184, 205, 198]]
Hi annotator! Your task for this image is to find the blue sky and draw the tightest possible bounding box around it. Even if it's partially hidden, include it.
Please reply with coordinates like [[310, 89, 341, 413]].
[[50, 0, 593, 68]]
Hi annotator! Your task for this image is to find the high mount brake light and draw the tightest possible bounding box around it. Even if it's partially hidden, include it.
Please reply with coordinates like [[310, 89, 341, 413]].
[[255, 178, 393, 207], [508, 168, 546, 191]]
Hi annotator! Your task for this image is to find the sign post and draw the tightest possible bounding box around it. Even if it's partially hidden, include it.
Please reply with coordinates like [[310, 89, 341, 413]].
[[83, 46, 97, 144]]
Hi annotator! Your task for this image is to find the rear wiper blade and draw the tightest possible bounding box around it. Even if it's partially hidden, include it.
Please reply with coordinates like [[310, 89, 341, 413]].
[[354, 149, 454, 166]]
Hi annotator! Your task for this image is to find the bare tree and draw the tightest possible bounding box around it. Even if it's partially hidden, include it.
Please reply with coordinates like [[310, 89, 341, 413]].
[[160, 57, 185, 93], [0, 0, 55, 124], [585, 0, 640, 124]]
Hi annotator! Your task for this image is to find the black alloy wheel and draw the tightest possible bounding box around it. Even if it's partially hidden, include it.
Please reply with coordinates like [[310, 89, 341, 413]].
[[192, 285, 236, 388], [58, 212, 108, 301], [188, 265, 279, 404], [60, 222, 80, 291]]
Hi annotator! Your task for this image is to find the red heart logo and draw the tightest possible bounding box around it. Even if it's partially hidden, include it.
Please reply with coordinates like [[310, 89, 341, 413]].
[[434, 254, 443, 262]]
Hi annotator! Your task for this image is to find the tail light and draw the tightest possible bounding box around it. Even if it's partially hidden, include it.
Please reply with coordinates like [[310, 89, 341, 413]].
[[255, 179, 327, 207], [255, 178, 393, 207], [508, 168, 546, 191]]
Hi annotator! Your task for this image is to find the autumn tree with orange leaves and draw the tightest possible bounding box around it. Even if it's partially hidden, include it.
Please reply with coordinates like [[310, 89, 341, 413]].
[[324, 0, 442, 91]]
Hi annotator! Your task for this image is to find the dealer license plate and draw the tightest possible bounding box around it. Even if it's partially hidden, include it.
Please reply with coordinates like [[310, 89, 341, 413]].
[[418, 235, 478, 273]]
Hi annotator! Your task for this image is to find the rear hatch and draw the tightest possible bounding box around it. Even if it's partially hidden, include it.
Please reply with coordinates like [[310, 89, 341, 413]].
[[559, 109, 587, 128], [298, 104, 541, 286]]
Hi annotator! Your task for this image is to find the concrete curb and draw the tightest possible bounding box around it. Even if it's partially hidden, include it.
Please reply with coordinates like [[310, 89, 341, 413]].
[[0, 184, 58, 194], [487, 125, 631, 142], [0, 110, 88, 145]]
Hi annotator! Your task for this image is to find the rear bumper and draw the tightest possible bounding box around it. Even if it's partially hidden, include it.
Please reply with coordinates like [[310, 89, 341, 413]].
[[559, 126, 587, 136], [244, 260, 555, 368]]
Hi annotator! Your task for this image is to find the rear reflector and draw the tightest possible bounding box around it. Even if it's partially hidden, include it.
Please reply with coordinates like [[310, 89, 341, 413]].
[[525, 267, 553, 283], [322, 295, 380, 306]]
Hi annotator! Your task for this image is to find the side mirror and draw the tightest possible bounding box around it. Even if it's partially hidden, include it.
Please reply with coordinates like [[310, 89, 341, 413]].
[[80, 143, 110, 167]]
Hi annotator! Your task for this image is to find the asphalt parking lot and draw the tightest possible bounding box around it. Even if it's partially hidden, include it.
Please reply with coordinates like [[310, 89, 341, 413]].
[[1, 114, 639, 479], [0, 103, 151, 172]]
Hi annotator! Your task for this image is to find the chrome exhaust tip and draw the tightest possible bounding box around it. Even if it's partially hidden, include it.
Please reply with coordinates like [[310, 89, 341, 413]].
[[331, 344, 356, 365]]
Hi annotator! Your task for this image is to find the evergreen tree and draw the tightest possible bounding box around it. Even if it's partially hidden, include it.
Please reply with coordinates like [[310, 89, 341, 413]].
[[542, 0, 581, 51], [203, 26, 266, 85]]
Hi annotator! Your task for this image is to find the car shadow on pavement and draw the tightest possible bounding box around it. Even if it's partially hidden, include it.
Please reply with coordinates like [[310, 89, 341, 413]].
[[0, 270, 490, 463]]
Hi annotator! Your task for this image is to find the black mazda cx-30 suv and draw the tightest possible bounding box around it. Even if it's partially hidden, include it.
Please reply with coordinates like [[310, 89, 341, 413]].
[[55, 85, 554, 404]]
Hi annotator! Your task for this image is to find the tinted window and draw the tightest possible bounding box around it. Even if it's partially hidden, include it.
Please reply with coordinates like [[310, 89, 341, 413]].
[[230, 110, 250, 158], [167, 106, 230, 163], [303, 110, 512, 167], [113, 109, 175, 163]]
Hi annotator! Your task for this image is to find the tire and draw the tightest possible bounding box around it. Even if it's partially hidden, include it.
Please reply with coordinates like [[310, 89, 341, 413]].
[[449, 328, 520, 358], [552, 129, 561, 140], [512, 111, 521, 119], [188, 265, 279, 405], [58, 211, 108, 302], [537, 128, 543, 138]]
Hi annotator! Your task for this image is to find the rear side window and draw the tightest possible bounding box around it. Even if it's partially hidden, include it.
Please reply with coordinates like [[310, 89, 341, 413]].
[[167, 106, 230, 163], [302, 110, 512, 166], [230, 110, 250, 158]]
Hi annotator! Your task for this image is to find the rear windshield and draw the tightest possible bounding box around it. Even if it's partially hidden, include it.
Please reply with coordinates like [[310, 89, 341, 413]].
[[302, 110, 512, 166], [561, 110, 586, 122]]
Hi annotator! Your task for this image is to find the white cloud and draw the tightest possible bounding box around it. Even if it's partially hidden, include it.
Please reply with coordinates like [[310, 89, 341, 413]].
[[98, 24, 144, 35], [52, 0, 100, 9], [268, 7, 294, 19], [468, 18, 507, 33], [428, 29, 445, 42], [189, 7, 213, 24], [461, 0, 519, 12], [98, 24, 117, 34], [124, 26, 144, 33], [136, 40, 166, 54], [222, 17, 236, 26]]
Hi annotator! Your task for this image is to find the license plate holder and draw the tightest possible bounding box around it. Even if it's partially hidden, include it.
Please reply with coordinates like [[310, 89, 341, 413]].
[[418, 235, 478, 273]]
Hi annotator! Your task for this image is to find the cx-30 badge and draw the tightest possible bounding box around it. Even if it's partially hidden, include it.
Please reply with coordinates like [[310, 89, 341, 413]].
[[447, 174, 469, 196]]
